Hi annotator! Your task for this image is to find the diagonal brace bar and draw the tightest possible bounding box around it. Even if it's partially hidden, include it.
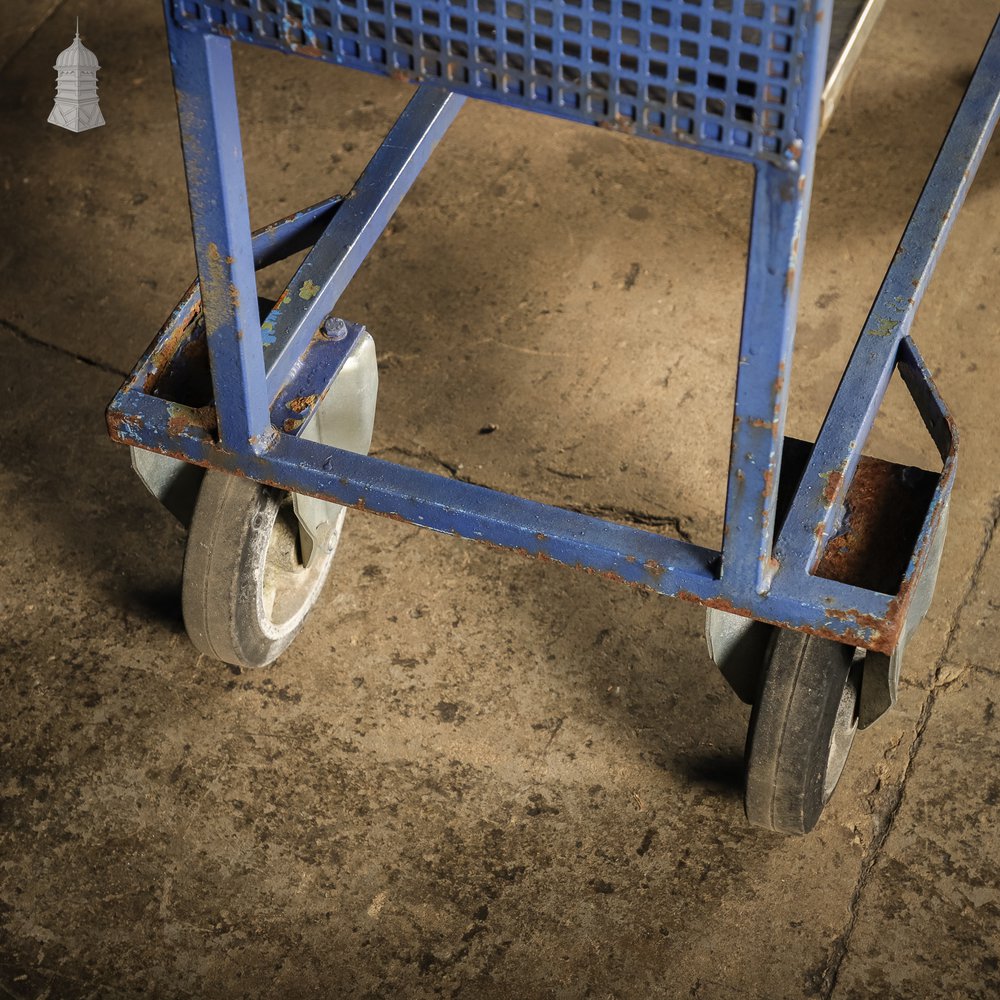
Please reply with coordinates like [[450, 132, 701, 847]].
[[262, 86, 465, 401]]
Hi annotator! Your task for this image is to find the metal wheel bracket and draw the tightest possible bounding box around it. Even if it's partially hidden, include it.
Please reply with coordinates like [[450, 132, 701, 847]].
[[858, 499, 950, 729], [130, 446, 205, 527], [283, 328, 379, 567], [705, 608, 775, 704]]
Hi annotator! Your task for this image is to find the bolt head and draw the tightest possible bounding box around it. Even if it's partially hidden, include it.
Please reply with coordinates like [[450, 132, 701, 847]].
[[322, 316, 348, 340]]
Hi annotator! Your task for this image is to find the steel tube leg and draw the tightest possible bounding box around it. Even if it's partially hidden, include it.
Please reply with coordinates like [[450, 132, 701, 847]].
[[164, 8, 271, 451], [719, 1, 833, 596], [719, 163, 808, 595]]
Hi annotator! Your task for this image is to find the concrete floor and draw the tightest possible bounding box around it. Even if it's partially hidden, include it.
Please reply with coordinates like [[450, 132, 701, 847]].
[[1, 1, 999, 997]]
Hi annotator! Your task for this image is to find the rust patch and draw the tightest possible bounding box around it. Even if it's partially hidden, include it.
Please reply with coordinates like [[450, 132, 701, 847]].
[[106, 409, 144, 439], [182, 332, 207, 361], [643, 559, 664, 579], [598, 114, 636, 135], [675, 592, 754, 619], [748, 417, 772, 429], [821, 468, 843, 507], [166, 413, 186, 437], [167, 405, 217, 438], [577, 564, 647, 590], [676, 590, 885, 653], [761, 465, 775, 501], [283, 417, 304, 434], [288, 394, 318, 414], [203, 243, 228, 317], [815, 454, 938, 604], [141, 286, 203, 393], [820, 601, 900, 654]]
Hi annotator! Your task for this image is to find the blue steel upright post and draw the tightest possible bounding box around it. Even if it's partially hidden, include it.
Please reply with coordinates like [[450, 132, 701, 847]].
[[165, 16, 272, 452]]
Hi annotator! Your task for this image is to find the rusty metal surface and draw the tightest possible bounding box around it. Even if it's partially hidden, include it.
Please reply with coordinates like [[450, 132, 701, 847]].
[[814, 454, 938, 595]]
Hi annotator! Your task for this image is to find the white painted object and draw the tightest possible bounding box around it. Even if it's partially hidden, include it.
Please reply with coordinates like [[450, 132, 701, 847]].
[[48, 20, 105, 133]]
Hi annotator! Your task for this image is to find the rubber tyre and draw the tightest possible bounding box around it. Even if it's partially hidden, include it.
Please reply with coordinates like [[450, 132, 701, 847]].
[[182, 470, 342, 669], [744, 630, 861, 834]]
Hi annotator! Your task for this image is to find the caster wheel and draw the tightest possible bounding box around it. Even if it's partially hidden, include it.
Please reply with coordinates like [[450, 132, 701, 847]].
[[182, 472, 344, 669], [182, 329, 377, 669], [744, 629, 862, 834]]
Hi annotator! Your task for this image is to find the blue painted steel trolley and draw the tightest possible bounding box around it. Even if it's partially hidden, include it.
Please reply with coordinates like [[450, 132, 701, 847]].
[[108, 0, 1000, 832]]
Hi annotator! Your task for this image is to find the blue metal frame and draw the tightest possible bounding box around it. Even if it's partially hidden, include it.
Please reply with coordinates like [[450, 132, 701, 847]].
[[108, 2, 1000, 657]]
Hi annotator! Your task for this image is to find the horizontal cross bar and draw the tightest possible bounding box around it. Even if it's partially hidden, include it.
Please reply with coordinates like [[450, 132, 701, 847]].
[[110, 382, 919, 651]]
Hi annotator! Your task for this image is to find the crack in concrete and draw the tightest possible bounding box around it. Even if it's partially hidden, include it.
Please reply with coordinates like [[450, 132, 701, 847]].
[[0, 0, 67, 75], [820, 494, 1000, 999], [967, 661, 1000, 679], [560, 500, 694, 542], [1, 319, 128, 379], [370, 445, 693, 541], [370, 444, 466, 478]]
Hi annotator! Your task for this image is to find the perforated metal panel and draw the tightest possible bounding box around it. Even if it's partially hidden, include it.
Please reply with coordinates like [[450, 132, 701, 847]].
[[171, 0, 818, 165]]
